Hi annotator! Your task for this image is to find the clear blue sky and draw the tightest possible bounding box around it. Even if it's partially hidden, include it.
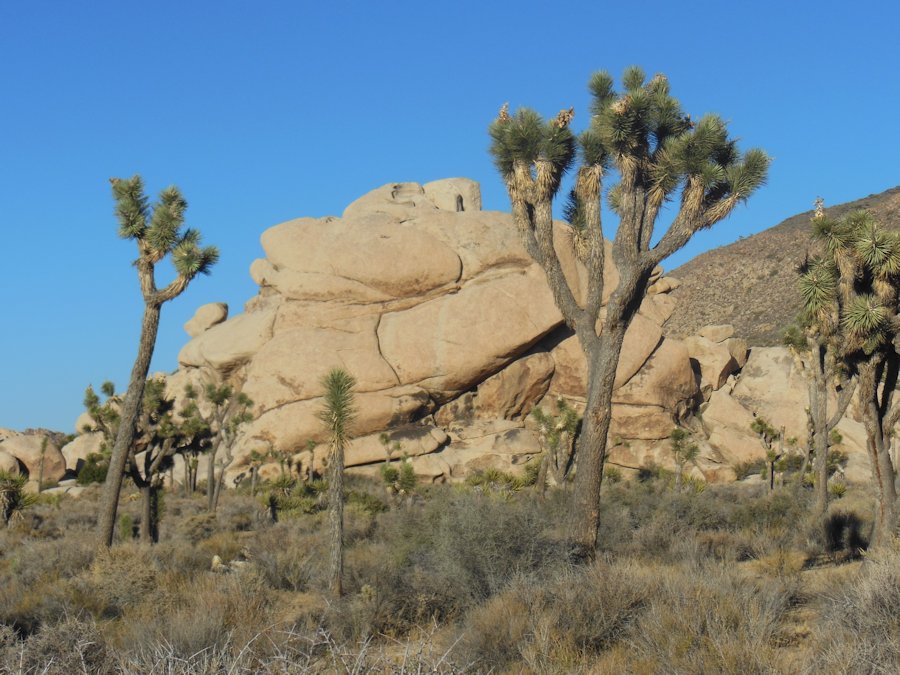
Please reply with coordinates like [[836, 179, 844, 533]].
[[1, 0, 897, 432]]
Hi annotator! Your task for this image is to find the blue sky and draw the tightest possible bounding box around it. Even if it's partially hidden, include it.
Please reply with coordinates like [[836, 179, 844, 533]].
[[1, 0, 897, 432]]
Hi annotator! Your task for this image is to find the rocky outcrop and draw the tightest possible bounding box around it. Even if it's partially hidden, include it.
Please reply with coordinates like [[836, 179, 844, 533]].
[[52, 178, 874, 489]]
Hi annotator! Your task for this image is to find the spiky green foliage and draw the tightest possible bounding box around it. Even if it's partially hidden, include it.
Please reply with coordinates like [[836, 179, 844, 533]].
[[0, 471, 36, 527], [112, 175, 218, 281], [318, 369, 357, 446]]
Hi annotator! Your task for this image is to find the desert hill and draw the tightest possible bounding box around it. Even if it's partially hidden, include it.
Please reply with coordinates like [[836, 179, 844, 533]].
[[665, 186, 900, 346]]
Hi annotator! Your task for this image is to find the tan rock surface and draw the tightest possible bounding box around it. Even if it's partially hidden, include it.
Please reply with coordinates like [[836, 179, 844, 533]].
[[613, 339, 698, 410], [0, 431, 66, 483], [698, 324, 735, 343], [377, 265, 560, 399], [684, 335, 739, 392], [422, 178, 482, 212], [178, 306, 277, 372], [476, 353, 554, 420], [61, 432, 104, 473], [0, 449, 20, 476], [185, 303, 228, 337]]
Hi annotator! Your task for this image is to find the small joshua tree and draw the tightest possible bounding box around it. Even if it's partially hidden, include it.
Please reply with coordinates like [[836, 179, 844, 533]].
[[751, 416, 783, 491], [532, 398, 580, 493], [490, 67, 768, 553], [181, 382, 254, 513], [318, 368, 357, 598], [0, 471, 35, 528], [670, 428, 699, 493], [98, 176, 218, 548]]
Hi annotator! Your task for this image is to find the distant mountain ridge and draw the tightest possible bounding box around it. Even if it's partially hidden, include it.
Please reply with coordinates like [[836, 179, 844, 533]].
[[665, 186, 900, 346]]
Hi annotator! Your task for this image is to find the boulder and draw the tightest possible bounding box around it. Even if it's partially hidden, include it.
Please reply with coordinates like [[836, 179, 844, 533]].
[[185, 303, 228, 337], [377, 265, 560, 399], [726, 337, 750, 368], [683, 335, 739, 392], [476, 353, 555, 420], [422, 178, 482, 212], [613, 339, 699, 411], [178, 306, 277, 373], [698, 324, 735, 343], [609, 404, 674, 441], [0, 431, 66, 483], [61, 432, 104, 473], [0, 449, 20, 476], [731, 347, 808, 440]]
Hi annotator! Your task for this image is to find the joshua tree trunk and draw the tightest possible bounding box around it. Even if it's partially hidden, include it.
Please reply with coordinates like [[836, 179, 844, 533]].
[[859, 359, 899, 548], [211, 448, 234, 512], [571, 325, 627, 552], [139, 483, 162, 543], [98, 302, 161, 548], [328, 438, 345, 597]]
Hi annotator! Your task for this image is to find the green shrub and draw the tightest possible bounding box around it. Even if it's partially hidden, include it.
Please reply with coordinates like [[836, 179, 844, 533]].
[[75, 452, 109, 485]]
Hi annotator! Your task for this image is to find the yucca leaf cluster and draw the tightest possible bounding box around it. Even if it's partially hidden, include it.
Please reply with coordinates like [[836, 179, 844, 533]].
[[489, 67, 769, 258], [799, 209, 900, 356], [111, 175, 218, 287]]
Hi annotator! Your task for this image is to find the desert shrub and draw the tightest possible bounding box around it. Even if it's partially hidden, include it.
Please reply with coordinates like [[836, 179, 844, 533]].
[[805, 543, 900, 673], [250, 521, 328, 592], [452, 558, 660, 671], [347, 489, 388, 516], [198, 530, 245, 563], [177, 511, 219, 542], [71, 544, 162, 618], [76, 452, 109, 485], [110, 570, 273, 662], [3, 615, 113, 674], [733, 458, 767, 480], [624, 562, 792, 673], [340, 489, 570, 637]]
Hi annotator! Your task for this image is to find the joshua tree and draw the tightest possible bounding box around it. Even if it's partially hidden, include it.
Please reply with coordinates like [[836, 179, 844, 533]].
[[751, 416, 783, 491], [127, 377, 202, 543], [791, 200, 858, 517], [532, 397, 580, 493], [318, 368, 357, 598], [670, 428, 700, 493], [801, 208, 900, 547], [181, 382, 254, 513], [489, 67, 769, 553], [98, 176, 218, 548]]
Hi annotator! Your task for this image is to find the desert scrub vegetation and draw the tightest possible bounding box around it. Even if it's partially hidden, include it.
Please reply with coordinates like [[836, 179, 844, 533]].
[[0, 470, 888, 673]]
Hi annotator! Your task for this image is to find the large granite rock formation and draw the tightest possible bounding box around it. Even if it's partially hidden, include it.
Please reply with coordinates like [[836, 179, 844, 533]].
[[167, 178, 703, 482]]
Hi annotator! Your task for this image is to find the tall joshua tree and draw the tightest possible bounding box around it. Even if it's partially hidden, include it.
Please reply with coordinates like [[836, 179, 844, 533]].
[[98, 176, 218, 548], [794, 200, 857, 517], [801, 208, 900, 547], [318, 368, 357, 598], [489, 67, 769, 553]]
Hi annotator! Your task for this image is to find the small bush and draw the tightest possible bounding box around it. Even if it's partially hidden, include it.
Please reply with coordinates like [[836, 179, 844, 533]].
[[76, 452, 109, 485]]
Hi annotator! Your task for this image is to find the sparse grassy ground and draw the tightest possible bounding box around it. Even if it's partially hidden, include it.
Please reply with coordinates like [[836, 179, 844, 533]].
[[0, 473, 896, 673]]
